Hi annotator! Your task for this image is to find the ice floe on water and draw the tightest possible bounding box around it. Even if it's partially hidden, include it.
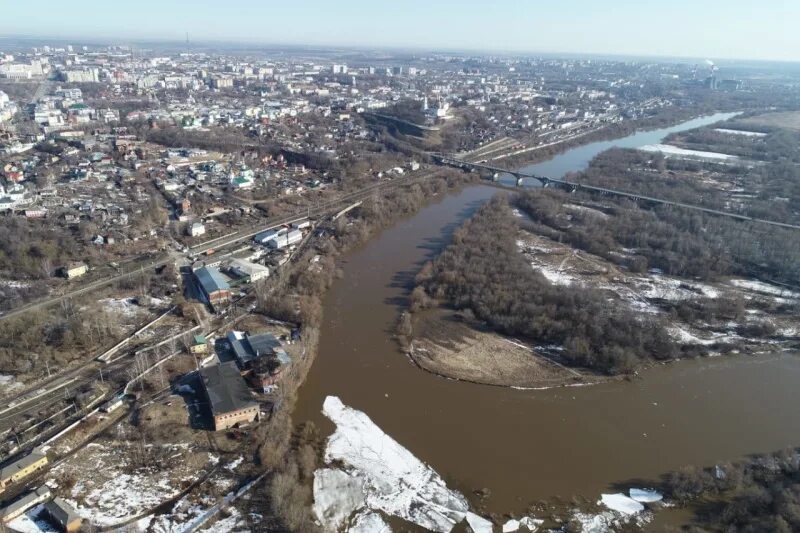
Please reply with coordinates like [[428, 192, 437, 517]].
[[599, 493, 644, 515], [314, 397, 667, 532], [502, 516, 543, 531], [571, 510, 619, 533], [465, 512, 493, 533], [313, 468, 366, 531], [629, 488, 663, 503], [349, 511, 392, 533], [569, 488, 662, 532], [315, 396, 473, 532]]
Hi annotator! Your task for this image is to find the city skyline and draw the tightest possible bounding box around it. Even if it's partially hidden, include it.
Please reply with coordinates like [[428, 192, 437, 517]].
[[2, 0, 799, 63]]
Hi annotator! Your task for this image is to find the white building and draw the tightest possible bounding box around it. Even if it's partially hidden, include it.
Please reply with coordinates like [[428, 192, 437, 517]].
[[227, 258, 270, 283], [189, 222, 206, 237], [267, 229, 302, 249], [61, 68, 99, 83]]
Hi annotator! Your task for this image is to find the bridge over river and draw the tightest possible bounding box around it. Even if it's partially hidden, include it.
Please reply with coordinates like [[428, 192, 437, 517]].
[[433, 154, 800, 231]]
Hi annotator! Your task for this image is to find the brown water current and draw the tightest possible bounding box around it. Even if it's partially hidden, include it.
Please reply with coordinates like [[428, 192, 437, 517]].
[[294, 119, 800, 516]]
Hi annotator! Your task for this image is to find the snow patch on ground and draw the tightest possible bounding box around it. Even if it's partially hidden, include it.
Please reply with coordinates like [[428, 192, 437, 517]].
[[639, 144, 739, 161], [564, 203, 609, 219], [516, 240, 553, 254], [6, 504, 58, 533], [714, 128, 767, 137], [729, 279, 799, 299], [50, 444, 209, 528], [318, 396, 469, 532], [637, 275, 718, 301], [100, 297, 143, 317], [225, 456, 244, 472], [0, 373, 23, 393], [65, 473, 178, 527], [668, 327, 727, 346], [537, 267, 574, 286], [0, 278, 31, 288]]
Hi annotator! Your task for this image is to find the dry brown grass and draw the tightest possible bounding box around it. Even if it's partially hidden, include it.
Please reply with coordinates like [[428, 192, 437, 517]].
[[738, 111, 800, 132], [410, 308, 589, 388]]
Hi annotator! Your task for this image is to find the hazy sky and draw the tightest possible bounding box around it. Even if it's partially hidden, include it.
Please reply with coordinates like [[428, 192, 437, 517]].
[[3, 0, 799, 61]]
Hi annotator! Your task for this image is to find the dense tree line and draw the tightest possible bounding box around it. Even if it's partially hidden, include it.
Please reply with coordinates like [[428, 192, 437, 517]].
[[579, 150, 777, 223], [415, 196, 676, 374], [0, 217, 89, 281], [661, 448, 800, 532], [515, 187, 800, 285], [382, 99, 427, 125]]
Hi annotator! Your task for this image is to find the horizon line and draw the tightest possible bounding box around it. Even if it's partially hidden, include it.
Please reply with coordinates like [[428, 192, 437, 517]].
[[2, 32, 800, 65]]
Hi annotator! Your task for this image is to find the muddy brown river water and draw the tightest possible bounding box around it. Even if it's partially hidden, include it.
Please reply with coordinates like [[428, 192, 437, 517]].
[[294, 115, 800, 517]]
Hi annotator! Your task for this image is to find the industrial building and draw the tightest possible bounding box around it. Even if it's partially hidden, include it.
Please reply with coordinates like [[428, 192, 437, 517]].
[[226, 331, 292, 391], [226, 258, 270, 283], [0, 486, 51, 523], [199, 361, 259, 431], [0, 448, 49, 492], [194, 266, 232, 305], [44, 497, 82, 532], [227, 331, 288, 368], [267, 229, 302, 249], [253, 227, 285, 245]]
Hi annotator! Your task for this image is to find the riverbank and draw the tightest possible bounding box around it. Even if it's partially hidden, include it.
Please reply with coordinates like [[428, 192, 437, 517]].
[[248, 168, 480, 530], [487, 107, 739, 171], [290, 112, 800, 528], [406, 307, 608, 389]]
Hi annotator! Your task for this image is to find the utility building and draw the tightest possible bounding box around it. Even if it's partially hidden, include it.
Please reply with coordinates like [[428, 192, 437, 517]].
[[199, 361, 259, 431], [0, 448, 49, 491], [194, 266, 231, 305]]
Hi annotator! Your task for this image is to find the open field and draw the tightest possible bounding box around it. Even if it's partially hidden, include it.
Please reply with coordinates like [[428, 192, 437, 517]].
[[737, 111, 800, 131]]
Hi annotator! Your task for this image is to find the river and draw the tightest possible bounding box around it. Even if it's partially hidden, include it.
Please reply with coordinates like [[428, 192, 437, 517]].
[[294, 113, 800, 517], [500, 111, 740, 187]]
